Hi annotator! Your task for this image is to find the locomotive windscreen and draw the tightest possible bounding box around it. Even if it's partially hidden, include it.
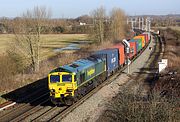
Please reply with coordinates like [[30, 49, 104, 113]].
[[50, 75, 60, 83], [62, 75, 72, 82]]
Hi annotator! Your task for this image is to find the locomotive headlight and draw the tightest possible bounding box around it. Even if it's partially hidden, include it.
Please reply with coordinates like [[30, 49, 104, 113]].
[[50, 89, 55, 93]]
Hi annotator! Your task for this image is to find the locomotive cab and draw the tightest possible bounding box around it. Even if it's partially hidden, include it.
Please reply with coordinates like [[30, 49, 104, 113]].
[[48, 71, 77, 104]]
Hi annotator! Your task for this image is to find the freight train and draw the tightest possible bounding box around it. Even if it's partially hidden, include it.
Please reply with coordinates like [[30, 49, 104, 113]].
[[48, 32, 151, 105]]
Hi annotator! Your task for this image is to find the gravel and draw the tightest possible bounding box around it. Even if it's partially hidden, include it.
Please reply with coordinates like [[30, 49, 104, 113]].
[[61, 36, 157, 122]]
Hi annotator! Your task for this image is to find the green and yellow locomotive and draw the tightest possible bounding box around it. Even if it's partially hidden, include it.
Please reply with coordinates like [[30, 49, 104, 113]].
[[48, 56, 107, 105]]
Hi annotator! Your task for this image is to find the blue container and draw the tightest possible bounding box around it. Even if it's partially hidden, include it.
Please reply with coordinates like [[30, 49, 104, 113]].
[[94, 48, 119, 75]]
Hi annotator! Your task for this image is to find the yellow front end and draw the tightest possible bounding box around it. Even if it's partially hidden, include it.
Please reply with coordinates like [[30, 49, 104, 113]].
[[48, 72, 77, 99]]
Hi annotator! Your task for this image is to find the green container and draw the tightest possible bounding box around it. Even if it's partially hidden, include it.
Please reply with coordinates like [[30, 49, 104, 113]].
[[135, 39, 142, 52]]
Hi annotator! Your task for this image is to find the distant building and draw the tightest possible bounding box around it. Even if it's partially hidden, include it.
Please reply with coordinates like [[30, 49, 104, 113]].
[[79, 22, 86, 25]]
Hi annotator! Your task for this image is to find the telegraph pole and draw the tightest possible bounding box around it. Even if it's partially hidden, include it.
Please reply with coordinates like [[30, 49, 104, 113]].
[[146, 18, 148, 31], [127, 17, 150, 31], [148, 17, 151, 32], [139, 17, 141, 30], [131, 18, 134, 31], [142, 17, 144, 30]]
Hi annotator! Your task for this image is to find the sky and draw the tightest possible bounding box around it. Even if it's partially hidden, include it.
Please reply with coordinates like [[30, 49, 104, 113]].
[[0, 0, 180, 18]]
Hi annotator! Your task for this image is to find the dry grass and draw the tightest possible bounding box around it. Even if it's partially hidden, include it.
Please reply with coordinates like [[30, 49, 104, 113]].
[[98, 91, 179, 122], [154, 28, 180, 100], [0, 34, 88, 59], [163, 45, 180, 68], [40, 34, 88, 60], [170, 26, 180, 31], [161, 28, 180, 68], [0, 54, 19, 92], [0, 34, 14, 54]]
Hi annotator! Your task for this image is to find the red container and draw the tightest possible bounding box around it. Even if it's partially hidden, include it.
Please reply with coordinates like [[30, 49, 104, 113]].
[[111, 43, 125, 66], [140, 34, 148, 44], [128, 41, 137, 59], [143, 32, 151, 43]]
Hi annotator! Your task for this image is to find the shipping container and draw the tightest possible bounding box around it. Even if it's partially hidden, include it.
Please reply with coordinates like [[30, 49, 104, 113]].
[[140, 34, 148, 44], [94, 49, 119, 75], [136, 39, 143, 52], [143, 32, 151, 42], [134, 35, 145, 47], [110, 43, 125, 66], [128, 40, 137, 59], [129, 39, 142, 53]]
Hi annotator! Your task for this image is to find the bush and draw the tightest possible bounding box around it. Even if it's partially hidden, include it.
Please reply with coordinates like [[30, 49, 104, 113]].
[[98, 92, 179, 122], [52, 26, 65, 33], [0, 54, 18, 91]]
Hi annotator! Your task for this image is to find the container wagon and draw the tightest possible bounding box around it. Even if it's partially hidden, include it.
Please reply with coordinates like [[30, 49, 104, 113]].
[[143, 32, 151, 43], [128, 39, 142, 53], [110, 43, 125, 67], [134, 35, 145, 48], [140, 34, 148, 44], [94, 48, 119, 76], [128, 40, 137, 59]]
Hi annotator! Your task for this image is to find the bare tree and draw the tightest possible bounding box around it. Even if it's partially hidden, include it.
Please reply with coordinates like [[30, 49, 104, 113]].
[[90, 7, 127, 43], [91, 6, 106, 43], [11, 6, 51, 72], [110, 8, 127, 41]]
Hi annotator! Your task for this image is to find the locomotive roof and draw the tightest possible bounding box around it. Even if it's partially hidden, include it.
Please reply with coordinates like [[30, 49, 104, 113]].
[[60, 56, 103, 73]]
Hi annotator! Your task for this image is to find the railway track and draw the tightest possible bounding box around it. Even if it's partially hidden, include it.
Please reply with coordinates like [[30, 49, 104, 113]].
[[0, 86, 48, 111], [0, 34, 161, 122], [0, 91, 49, 122], [9, 98, 50, 122]]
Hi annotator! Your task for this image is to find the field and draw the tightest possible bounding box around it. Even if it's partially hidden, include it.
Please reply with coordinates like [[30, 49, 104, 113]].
[[0, 34, 14, 54], [170, 26, 180, 31], [0, 34, 88, 60], [154, 26, 180, 31]]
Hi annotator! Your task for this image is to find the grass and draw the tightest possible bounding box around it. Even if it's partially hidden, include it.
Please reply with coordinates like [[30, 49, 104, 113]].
[[154, 28, 180, 99], [40, 34, 88, 60], [0, 34, 88, 59], [169, 26, 180, 31], [0, 97, 7, 104], [0, 34, 14, 54], [98, 92, 179, 122], [154, 26, 180, 31]]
